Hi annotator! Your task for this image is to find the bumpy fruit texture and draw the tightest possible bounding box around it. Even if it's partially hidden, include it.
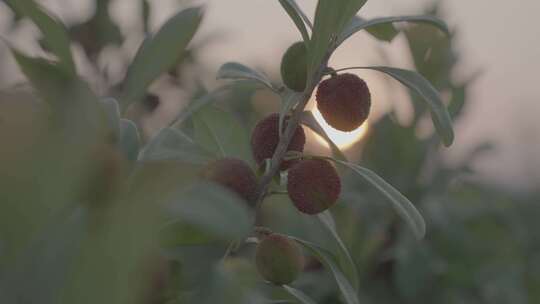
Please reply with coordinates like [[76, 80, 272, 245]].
[[287, 159, 341, 214], [281, 42, 308, 92], [316, 73, 371, 132], [255, 234, 304, 285], [201, 158, 258, 203], [251, 113, 306, 170]]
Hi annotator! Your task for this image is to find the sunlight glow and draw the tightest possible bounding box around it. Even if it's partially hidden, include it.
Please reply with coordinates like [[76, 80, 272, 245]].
[[312, 107, 369, 150]]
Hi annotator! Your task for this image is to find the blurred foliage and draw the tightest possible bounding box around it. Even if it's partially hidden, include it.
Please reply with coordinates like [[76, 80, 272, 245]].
[[0, 1, 538, 304]]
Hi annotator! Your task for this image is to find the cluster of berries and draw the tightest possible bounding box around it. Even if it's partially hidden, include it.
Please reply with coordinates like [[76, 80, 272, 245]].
[[201, 41, 372, 285]]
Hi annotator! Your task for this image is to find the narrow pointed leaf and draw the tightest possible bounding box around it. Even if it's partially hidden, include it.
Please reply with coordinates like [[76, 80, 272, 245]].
[[217, 62, 276, 92], [292, 237, 360, 304], [339, 15, 450, 46], [122, 7, 203, 107], [5, 0, 75, 74], [353, 66, 454, 146], [335, 161, 426, 239], [279, 0, 310, 42], [318, 211, 359, 291], [282, 285, 317, 304], [308, 0, 367, 75]]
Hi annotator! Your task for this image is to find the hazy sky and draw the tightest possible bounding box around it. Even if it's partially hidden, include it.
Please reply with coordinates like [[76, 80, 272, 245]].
[[145, 0, 540, 190], [4, 0, 540, 190]]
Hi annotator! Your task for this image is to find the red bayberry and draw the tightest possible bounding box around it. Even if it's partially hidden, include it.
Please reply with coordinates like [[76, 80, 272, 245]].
[[316, 73, 371, 132], [287, 159, 341, 214], [201, 157, 258, 203], [251, 113, 306, 170]]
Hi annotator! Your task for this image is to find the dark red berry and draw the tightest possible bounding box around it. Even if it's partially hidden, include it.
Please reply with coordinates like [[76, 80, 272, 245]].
[[287, 159, 341, 214], [201, 158, 258, 203], [316, 73, 371, 132], [251, 113, 306, 170]]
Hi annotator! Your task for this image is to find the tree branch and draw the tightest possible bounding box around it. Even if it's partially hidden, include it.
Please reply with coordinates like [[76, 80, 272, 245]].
[[252, 52, 332, 226]]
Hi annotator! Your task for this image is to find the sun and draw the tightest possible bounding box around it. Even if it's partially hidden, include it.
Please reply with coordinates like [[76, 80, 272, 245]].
[[311, 106, 369, 150]]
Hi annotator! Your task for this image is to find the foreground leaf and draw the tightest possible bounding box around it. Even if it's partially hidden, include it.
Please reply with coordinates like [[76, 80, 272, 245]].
[[5, 0, 75, 73], [139, 127, 214, 164], [334, 161, 426, 239], [192, 106, 252, 162], [122, 7, 203, 107], [165, 182, 252, 241]]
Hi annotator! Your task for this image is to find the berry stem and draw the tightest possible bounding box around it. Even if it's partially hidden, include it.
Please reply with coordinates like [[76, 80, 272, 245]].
[[252, 51, 333, 226]]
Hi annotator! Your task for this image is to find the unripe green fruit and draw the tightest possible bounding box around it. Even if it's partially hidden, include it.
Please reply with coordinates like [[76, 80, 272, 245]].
[[201, 158, 258, 203], [255, 234, 304, 285], [316, 73, 371, 132], [280, 42, 308, 92], [287, 159, 341, 214], [251, 113, 306, 170]]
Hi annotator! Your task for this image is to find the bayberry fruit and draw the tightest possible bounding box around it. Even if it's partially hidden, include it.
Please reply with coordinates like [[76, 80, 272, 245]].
[[201, 158, 258, 203], [251, 113, 306, 170], [281, 42, 308, 92], [287, 159, 341, 214], [255, 233, 304, 285], [316, 73, 371, 132]]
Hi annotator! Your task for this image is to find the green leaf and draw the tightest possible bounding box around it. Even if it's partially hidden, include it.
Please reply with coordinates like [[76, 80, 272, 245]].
[[165, 182, 252, 241], [308, 0, 367, 75], [338, 15, 450, 46], [140, 127, 214, 164], [171, 85, 234, 128], [300, 111, 347, 161], [100, 98, 121, 137], [282, 285, 317, 304], [4, 0, 75, 74], [346, 66, 454, 146], [349, 16, 399, 42], [9, 48, 71, 104], [121, 7, 203, 107], [217, 62, 276, 92], [119, 119, 140, 162], [334, 161, 426, 239], [192, 105, 252, 162], [318, 211, 359, 291], [279, 88, 302, 138], [278, 0, 310, 43], [292, 237, 360, 304]]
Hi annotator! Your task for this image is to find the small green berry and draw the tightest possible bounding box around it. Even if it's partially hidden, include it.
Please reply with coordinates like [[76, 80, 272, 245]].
[[255, 233, 304, 285], [281, 42, 308, 92]]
